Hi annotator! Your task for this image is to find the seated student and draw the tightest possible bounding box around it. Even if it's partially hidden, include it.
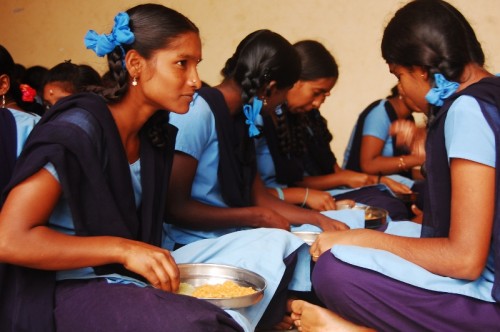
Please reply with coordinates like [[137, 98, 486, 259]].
[[167, 29, 347, 247], [0, 5, 243, 331], [42, 60, 102, 110], [343, 83, 425, 179], [256, 40, 410, 220], [166, 30, 348, 330], [290, 0, 500, 330], [0, 45, 41, 193]]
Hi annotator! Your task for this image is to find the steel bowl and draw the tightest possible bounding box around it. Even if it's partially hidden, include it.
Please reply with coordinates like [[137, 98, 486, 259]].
[[292, 231, 320, 245], [177, 263, 267, 309], [364, 206, 388, 229]]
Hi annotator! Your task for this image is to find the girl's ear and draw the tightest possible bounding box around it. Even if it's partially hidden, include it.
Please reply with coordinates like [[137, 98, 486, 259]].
[[0, 74, 11, 95], [124, 49, 145, 78]]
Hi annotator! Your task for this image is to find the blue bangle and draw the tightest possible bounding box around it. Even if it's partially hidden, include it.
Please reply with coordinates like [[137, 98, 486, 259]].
[[275, 187, 285, 200]]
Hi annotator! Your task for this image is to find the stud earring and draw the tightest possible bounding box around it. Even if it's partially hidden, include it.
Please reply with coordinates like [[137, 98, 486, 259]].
[[263, 99, 268, 106], [49, 89, 54, 96], [1, 94, 5, 108], [132, 77, 138, 86]]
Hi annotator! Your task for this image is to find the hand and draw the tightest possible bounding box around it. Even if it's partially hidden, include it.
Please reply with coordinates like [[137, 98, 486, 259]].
[[252, 206, 291, 231], [313, 213, 350, 232], [309, 231, 346, 262], [380, 176, 412, 194], [305, 189, 337, 211], [411, 204, 423, 224], [121, 240, 180, 292], [390, 119, 417, 149]]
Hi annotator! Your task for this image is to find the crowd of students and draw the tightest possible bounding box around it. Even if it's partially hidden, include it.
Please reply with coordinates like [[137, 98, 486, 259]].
[[1, 0, 499, 331]]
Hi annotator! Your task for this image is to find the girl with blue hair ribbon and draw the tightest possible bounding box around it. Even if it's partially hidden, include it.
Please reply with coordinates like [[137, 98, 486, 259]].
[[290, 0, 500, 330], [166, 29, 349, 330], [0, 4, 242, 332]]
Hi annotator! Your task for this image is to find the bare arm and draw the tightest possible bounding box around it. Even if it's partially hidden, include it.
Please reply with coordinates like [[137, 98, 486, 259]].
[[296, 163, 412, 194], [267, 186, 336, 211], [166, 152, 291, 230], [254, 176, 348, 232], [312, 158, 494, 280], [0, 169, 179, 291], [359, 135, 424, 175]]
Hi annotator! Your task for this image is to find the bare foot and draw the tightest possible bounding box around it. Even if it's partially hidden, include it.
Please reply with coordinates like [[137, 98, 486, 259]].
[[290, 300, 374, 332], [271, 298, 298, 330]]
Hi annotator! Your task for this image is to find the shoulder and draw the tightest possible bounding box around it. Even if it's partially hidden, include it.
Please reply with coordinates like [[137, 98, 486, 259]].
[[170, 93, 214, 128]]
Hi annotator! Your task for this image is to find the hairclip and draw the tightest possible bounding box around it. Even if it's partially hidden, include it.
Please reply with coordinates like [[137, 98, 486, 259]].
[[425, 73, 459, 107], [84, 12, 135, 58]]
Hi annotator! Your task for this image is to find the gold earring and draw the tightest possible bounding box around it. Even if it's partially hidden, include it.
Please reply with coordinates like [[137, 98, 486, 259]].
[[1, 95, 5, 108], [132, 77, 138, 86]]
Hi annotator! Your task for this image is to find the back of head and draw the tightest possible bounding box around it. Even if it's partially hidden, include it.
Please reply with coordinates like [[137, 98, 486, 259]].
[[97, 3, 199, 103], [381, 0, 484, 81], [0, 45, 43, 114], [221, 29, 301, 105], [23, 65, 48, 93], [293, 40, 338, 81], [44, 61, 102, 95]]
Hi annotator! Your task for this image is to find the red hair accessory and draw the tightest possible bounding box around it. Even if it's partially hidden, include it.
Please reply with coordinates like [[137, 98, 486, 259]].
[[20, 84, 37, 102]]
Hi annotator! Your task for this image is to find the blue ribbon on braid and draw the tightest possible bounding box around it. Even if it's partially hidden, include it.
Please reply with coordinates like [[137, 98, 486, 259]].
[[425, 73, 459, 107], [84, 12, 135, 58], [243, 97, 263, 137]]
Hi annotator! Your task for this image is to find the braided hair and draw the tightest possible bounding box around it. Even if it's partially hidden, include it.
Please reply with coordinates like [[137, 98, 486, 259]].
[[89, 4, 199, 148], [221, 29, 301, 106]]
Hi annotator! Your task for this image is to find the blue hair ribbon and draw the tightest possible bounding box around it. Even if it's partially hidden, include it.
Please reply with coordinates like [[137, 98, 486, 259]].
[[425, 73, 459, 107], [84, 12, 135, 57], [243, 97, 263, 137]]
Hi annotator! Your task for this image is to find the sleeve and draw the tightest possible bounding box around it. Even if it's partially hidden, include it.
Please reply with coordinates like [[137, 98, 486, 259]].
[[362, 101, 391, 141], [445, 95, 495, 167], [169, 94, 216, 161], [10, 109, 40, 157]]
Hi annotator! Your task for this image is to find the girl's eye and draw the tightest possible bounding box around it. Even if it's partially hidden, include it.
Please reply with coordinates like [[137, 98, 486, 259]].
[[177, 60, 187, 67]]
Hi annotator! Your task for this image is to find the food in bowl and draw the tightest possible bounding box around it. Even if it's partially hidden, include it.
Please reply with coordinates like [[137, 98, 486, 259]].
[[178, 280, 257, 299]]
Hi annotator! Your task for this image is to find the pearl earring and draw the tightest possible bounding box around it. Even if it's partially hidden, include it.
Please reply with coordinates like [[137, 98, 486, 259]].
[[132, 77, 138, 86], [1, 94, 5, 108]]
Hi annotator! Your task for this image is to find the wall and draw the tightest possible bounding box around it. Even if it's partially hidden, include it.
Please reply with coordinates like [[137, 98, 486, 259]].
[[2, 0, 499, 163]]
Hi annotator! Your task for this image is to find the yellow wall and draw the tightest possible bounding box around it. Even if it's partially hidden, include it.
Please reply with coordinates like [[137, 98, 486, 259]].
[[2, 0, 499, 163]]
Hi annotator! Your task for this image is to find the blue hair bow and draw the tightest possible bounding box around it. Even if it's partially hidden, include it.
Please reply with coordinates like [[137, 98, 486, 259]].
[[425, 73, 459, 107], [243, 97, 263, 137], [84, 12, 135, 57]]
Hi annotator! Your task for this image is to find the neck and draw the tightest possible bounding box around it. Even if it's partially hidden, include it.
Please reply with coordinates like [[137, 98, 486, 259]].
[[457, 63, 493, 92]]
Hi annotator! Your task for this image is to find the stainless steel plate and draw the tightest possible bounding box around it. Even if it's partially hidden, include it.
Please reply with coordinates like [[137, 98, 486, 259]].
[[177, 263, 267, 309], [292, 231, 320, 245]]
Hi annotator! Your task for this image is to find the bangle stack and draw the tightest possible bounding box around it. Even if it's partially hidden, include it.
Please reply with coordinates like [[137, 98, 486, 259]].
[[301, 188, 309, 207]]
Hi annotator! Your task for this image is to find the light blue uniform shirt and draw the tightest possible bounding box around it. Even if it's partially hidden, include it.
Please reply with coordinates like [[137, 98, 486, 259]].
[[334, 95, 496, 302], [343, 99, 393, 167], [166, 94, 250, 247], [8, 108, 40, 157]]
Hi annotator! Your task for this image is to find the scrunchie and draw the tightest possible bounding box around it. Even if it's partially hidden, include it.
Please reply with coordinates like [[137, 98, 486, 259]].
[[243, 97, 263, 137], [425, 73, 459, 107], [84, 12, 135, 57]]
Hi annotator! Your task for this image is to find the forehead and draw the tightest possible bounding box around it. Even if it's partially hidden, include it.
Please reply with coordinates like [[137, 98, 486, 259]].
[[304, 77, 337, 91], [158, 31, 202, 59]]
